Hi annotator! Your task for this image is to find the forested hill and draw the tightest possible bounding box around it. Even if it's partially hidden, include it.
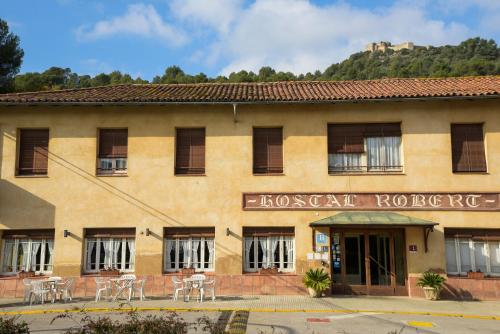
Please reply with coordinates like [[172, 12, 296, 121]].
[[11, 38, 500, 92]]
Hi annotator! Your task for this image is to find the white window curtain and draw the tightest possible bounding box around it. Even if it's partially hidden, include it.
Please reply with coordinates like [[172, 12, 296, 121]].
[[285, 237, 294, 269], [126, 239, 135, 269], [112, 240, 121, 269], [86, 240, 96, 271], [1, 241, 14, 272], [192, 239, 200, 268], [180, 239, 190, 268], [474, 242, 488, 273], [367, 136, 401, 170], [445, 239, 458, 273], [20, 241, 30, 271], [270, 237, 280, 266], [459, 239, 472, 272], [165, 239, 175, 269], [259, 238, 268, 268], [328, 153, 362, 171], [206, 239, 215, 268], [244, 238, 253, 270], [490, 242, 500, 273], [30, 242, 41, 271], [102, 239, 111, 268], [46, 240, 54, 271]]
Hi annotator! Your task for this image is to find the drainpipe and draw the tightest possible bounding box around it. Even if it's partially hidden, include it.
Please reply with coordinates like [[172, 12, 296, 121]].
[[233, 103, 238, 123]]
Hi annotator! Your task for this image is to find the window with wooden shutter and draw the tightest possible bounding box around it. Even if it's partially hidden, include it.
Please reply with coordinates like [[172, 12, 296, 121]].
[[253, 128, 283, 174], [17, 129, 49, 176], [451, 124, 486, 172], [328, 123, 402, 173], [175, 128, 205, 175], [97, 129, 128, 175]]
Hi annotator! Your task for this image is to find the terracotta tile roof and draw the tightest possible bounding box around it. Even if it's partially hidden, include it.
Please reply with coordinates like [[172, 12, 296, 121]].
[[0, 76, 499, 104]]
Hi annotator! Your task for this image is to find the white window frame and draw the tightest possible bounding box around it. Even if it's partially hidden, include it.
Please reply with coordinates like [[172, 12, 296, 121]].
[[83, 237, 135, 273], [0, 238, 54, 275], [164, 237, 215, 272], [329, 136, 402, 173], [243, 235, 295, 273], [445, 237, 500, 277]]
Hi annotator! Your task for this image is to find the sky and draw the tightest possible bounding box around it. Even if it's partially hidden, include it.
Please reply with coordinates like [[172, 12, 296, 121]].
[[3, 0, 500, 80]]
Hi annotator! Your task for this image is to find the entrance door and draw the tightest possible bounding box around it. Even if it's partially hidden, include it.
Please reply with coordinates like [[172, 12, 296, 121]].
[[331, 229, 407, 296]]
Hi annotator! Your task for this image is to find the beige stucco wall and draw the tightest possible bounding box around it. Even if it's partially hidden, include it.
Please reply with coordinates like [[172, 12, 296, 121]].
[[0, 99, 499, 277]]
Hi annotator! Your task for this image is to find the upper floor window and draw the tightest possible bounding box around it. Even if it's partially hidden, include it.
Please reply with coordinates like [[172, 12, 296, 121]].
[[164, 227, 215, 272], [17, 129, 49, 176], [175, 128, 205, 175], [451, 124, 486, 173], [97, 129, 128, 175], [1, 230, 54, 275], [445, 229, 500, 277], [253, 127, 283, 174], [328, 123, 402, 174]]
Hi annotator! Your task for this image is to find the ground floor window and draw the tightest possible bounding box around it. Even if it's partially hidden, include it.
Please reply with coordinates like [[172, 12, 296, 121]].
[[445, 229, 500, 276], [243, 227, 295, 272], [1, 238, 54, 274], [83, 228, 136, 273], [164, 228, 215, 272]]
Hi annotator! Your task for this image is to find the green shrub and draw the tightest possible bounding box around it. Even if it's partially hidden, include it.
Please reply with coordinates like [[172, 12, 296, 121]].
[[0, 316, 30, 334], [303, 268, 331, 293], [416, 271, 446, 289]]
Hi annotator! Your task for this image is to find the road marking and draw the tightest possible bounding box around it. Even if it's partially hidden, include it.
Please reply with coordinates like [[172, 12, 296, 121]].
[[327, 312, 382, 320], [307, 318, 331, 323], [407, 321, 434, 327]]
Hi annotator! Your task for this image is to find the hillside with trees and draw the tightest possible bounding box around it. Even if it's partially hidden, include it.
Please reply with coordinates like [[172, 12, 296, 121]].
[[1, 16, 498, 93]]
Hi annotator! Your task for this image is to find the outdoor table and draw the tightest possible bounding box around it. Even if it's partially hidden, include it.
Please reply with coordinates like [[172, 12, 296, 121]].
[[182, 276, 205, 302], [37, 277, 62, 303], [109, 277, 136, 301]]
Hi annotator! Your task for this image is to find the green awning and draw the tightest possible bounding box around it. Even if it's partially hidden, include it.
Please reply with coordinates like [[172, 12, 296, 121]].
[[309, 212, 438, 227]]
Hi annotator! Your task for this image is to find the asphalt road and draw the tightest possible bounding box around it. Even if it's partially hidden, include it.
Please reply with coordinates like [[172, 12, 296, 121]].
[[9, 310, 500, 334]]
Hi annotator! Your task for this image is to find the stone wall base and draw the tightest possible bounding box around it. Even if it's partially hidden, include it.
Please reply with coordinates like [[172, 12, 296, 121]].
[[0, 274, 308, 299], [409, 276, 500, 300]]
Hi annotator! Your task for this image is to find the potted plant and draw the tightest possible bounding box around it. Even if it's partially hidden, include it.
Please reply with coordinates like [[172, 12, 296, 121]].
[[99, 267, 120, 276], [417, 271, 446, 300], [467, 270, 485, 279], [303, 268, 331, 297], [17, 270, 35, 279], [181, 267, 195, 275], [259, 266, 279, 275]]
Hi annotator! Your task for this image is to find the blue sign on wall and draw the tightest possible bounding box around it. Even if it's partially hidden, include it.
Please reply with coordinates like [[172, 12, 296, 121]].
[[316, 232, 327, 244]]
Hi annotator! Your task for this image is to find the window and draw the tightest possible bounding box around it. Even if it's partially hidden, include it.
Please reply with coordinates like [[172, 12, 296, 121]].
[[97, 129, 128, 175], [328, 123, 402, 173], [164, 228, 214, 272], [253, 128, 283, 174], [445, 229, 500, 276], [17, 129, 49, 176], [243, 227, 294, 272], [84, 229, 135, 273], [175, 128, 205, 175], [1, 230, 54, 274], [451, 124, 486, 172]]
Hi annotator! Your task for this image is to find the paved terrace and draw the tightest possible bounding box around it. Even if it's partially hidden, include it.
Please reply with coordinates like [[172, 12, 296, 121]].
[[1, 295, 499, 319]]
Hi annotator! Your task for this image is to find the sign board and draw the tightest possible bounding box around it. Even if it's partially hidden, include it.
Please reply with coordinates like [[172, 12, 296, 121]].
[[315, 232, 328, 245], [243, 192, 500, 211]]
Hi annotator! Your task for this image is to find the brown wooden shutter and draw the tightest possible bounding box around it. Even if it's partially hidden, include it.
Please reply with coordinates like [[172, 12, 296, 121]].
[[99, 129, 128, 158], [451, 124, 486, 172], [18, 129, 49, 175], [364, 123, 401, 137], [328, 124, 365, 154], [85, 228, 135, 238], [175, 128, 205, 175], [253, 128, 283, 174], [164, 227, 215, 238], [243, 227, 294, 237]]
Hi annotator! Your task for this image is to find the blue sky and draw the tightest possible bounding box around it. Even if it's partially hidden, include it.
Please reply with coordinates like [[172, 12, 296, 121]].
[[4, 0, 500, 80]]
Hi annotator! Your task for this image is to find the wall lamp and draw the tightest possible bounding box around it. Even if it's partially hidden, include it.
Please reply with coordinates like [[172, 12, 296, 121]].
[[63, 230, 71, 238], [145, 228, 151, 236], [226, 228, 230, 236]]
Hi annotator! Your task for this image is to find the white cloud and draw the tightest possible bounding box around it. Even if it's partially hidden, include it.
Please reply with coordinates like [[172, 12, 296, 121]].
[[170, 0, 470, 75], [76, 3, 187, 47]]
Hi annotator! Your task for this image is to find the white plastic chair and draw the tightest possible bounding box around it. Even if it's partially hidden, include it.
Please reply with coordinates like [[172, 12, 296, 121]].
[[22, 278, 32, 304], [95, 278, 111, 302], [29, 280, 54, 305], [113, 278, 135, 302], [56, 278, 74, 303], [132, 279, 146, 301], [171, 276, 186, 301], [202, 277, 216, 302], [190, 274, 206, 302]]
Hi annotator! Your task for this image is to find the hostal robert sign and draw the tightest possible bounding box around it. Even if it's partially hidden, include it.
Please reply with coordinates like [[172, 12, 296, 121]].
[[242, 193, 500, 211]]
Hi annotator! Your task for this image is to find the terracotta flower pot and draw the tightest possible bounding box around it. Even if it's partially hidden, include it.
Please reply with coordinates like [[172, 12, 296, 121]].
[[467, 271, 484, 279], [17, 271, 35, 279], [181, 268, 195, 275], [259, 268, 279, 275], [308, 287, 321, 298], [99, 270, 120, 277], [422, 286, 441, 300]]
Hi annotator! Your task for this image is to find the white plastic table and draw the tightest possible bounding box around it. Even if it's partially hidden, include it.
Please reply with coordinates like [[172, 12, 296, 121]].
[[182, 276, 205, 302]]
